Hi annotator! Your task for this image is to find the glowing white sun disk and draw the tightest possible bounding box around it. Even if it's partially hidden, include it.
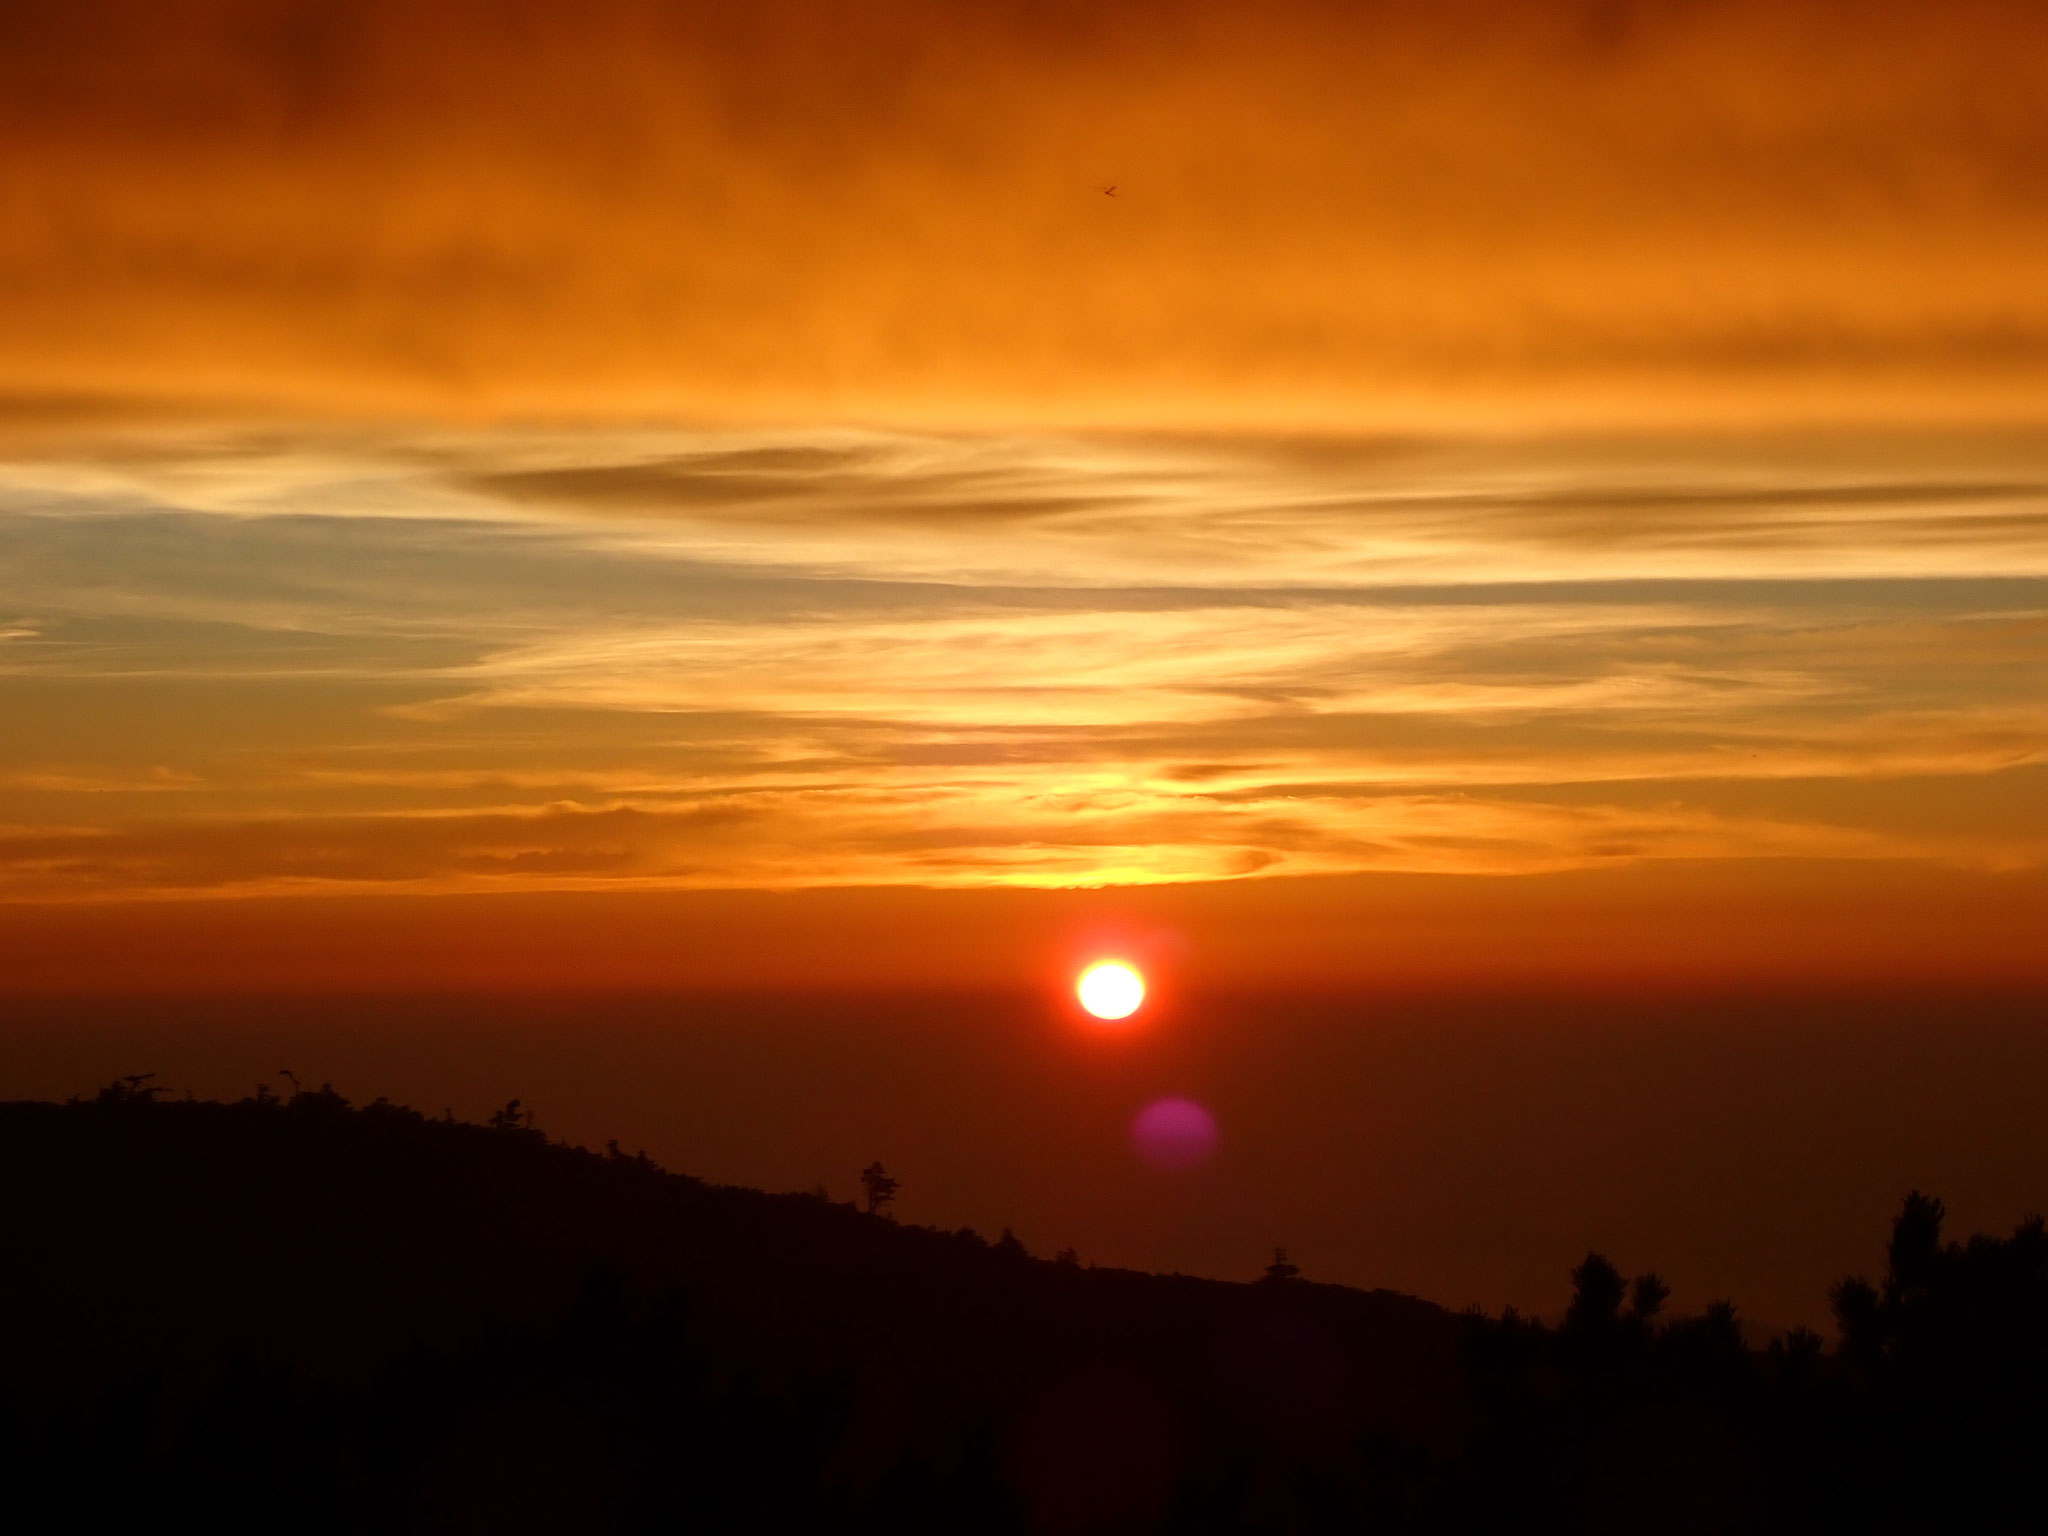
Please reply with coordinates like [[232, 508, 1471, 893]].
[[1078, 961, 1145, 1020]]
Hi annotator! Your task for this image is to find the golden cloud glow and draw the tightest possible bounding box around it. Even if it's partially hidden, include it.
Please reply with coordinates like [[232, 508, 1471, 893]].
[[1, 425, 2043, 901]]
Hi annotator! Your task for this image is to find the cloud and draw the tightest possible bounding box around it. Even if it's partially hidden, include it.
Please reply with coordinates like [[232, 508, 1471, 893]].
[[2, 423, 2046, 897], [4, 1, 2048, 424]]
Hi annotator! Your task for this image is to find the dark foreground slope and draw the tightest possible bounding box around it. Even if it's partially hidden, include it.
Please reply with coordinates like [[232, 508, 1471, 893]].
[[1, 1088, 1467, 1534], [4, 1089, 2047, 1534]]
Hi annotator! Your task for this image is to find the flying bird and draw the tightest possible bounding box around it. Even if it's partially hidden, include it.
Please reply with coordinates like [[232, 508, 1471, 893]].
[[1102, 185, 1117, 197]]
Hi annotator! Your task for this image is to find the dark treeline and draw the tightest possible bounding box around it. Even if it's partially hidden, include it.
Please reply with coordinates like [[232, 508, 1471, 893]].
[[2, 1082, 2044, 1533]]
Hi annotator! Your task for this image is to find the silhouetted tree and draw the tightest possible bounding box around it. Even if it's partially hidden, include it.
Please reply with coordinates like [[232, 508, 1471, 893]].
[[1262, 1246, 1301, 1283], [1769, 1324, 1823, 1383], [92, 1073, 164, 1105], [860, 1161, 899, 1217], [1886, 1189, 1946, 1299], [1565, 1251, 1625, 1332], [292, 1081, 351, 1115], [1629, 1270, 1670, 1322], [487, 1098, 530, 1132], [1699, 1298, 1743, 1351], [995, 1227, 1028, 1260], [1831, 1273, 1884, 1368]]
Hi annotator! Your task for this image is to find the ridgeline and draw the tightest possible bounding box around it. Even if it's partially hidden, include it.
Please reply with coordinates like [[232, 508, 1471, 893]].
[[2, 1082, 2044, 1533]]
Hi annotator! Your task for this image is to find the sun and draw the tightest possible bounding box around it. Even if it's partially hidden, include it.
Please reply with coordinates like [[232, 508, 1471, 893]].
[[1077, 960, 1145, 1020]]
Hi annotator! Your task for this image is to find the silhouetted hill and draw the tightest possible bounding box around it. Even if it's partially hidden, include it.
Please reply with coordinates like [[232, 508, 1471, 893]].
[[0, 1087, 1465, 1533], [5, 1086, 2047, 1534]]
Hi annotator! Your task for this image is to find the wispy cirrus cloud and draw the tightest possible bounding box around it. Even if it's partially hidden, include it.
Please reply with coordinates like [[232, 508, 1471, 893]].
[[1, 424, 2044, 897]]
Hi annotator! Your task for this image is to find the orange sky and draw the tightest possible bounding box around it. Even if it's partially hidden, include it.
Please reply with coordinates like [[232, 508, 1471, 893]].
[[5, 0, 2048, 426], [0, 2, 2042, 983], [5, 862, 2048, 996], [7, 0, 2048, 1327]]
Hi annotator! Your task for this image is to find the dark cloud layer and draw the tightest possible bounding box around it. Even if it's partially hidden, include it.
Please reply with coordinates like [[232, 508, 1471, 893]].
[[3, 1, 2046, 422]]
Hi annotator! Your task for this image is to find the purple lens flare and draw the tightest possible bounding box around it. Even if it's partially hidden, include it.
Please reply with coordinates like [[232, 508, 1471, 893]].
[[1130, 1097, 1219, 1171]]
